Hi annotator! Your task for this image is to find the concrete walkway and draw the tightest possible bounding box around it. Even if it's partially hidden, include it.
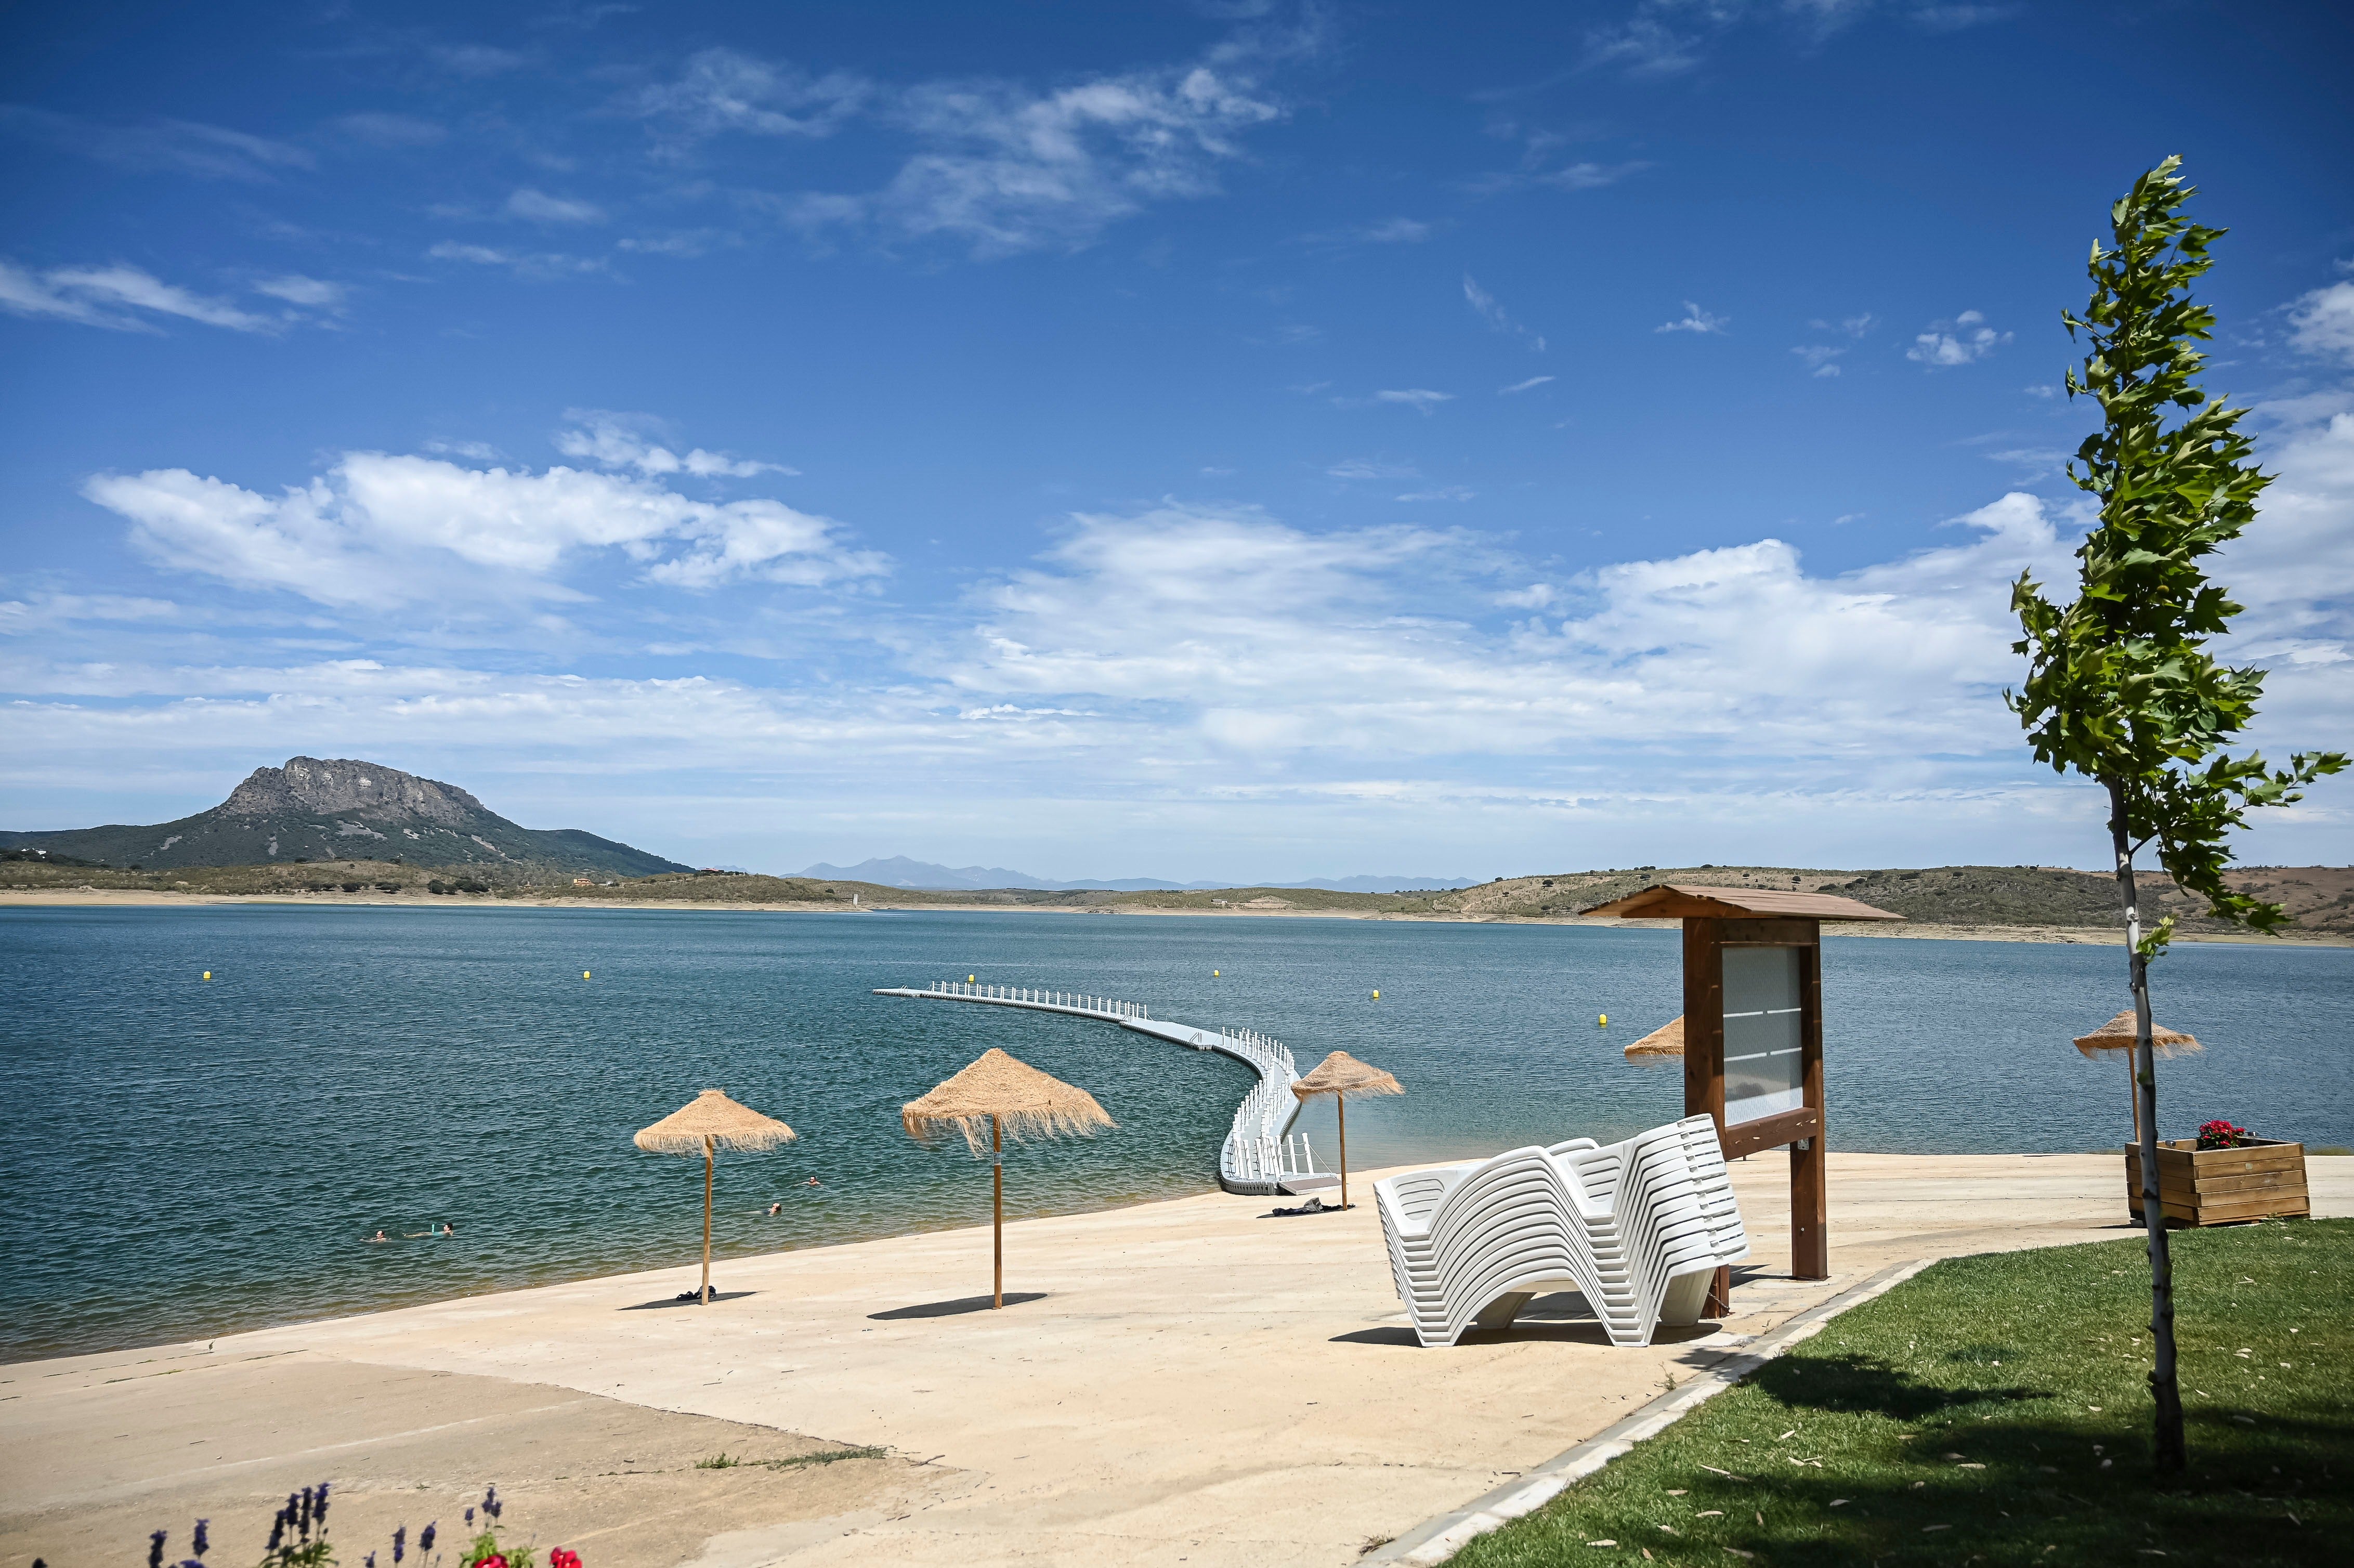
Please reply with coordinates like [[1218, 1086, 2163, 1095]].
[[5, 1154, 2345, 1568]]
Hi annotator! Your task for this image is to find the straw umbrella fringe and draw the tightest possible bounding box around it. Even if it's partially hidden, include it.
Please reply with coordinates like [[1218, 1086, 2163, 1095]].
[[2072, 1010, 2203, 1145], [1291, 1050, 1403, 1212], [1624, 1015, 1685, 1059], [635, 1090, 796, 1305], [902, 1049, 1114, 1309]]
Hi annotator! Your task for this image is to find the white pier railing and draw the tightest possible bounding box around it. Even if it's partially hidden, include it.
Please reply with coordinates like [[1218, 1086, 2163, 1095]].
[[871, 983, 1325, 1196]]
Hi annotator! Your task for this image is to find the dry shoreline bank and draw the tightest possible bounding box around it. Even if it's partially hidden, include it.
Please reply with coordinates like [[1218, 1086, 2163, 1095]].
[[4, 885, 2346, 946]]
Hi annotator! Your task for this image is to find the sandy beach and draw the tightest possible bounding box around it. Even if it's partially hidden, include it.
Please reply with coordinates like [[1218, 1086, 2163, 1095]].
[[4, 886, 2344, 947], [7, 1152, 2345, 1568]]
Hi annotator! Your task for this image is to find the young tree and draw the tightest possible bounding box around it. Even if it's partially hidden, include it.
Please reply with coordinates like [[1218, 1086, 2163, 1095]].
[[2008, 156, 2345, 1473]]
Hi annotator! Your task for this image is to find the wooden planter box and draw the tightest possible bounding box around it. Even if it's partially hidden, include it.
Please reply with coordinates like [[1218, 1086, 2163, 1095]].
[[2127, 1138, 2309, 1226]]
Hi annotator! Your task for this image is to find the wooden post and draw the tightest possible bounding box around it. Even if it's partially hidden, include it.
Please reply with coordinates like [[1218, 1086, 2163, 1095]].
[[1338, 1094, 1350, 1211], [992, 1114, 1004, 1310], [1791, 938, 1828, 1279], [1683, 919, 1729, 1316], [700, 1135, 714, 1305]]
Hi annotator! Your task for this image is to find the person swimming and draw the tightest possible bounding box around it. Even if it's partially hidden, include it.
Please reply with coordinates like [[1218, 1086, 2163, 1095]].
[[368, 1230, 389, 1243], [767, 1201, 782, 1217], [806, 1177, 821, 1187], [441, 1221, 457, 1236]]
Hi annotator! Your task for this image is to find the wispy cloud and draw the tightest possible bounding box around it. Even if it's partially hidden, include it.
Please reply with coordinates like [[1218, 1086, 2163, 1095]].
[[1499, 375, 1555, 395], [554, 410, 796, 478], [1327, 459, 1419, 481], [0, 259, 282, 332], [0, 105, 313, 181], [1375, 389, 1455, 413], [1656, 300, 1728, 335], [1907, 309, 2009, 365], [1398, 486, 1476, 502], [1791, 344, 1845, 377], [1463, 274, 1546, 350], [642, 30, 1296, 258], [251, 275, 347, 310], [1357, 217, 1431, 243], [426, 241, 611, 280], [505, 188, 608, 224]]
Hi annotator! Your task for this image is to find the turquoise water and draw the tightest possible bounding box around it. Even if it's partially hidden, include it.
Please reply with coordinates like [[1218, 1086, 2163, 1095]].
[[3, 905, 2348, 1363]]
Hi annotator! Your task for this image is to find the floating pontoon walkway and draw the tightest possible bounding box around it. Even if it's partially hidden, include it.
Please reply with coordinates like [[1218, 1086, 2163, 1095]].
[[872, 980, 1333, 1196]]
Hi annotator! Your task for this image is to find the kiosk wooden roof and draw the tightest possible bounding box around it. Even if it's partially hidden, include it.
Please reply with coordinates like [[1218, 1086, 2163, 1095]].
[[1581, 884, 1905, 921]]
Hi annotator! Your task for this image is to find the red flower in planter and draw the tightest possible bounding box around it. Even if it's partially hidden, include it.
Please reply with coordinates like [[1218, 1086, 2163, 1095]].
[[550, 1552, 581, 1568], [2196, 1119, 2248, 1150]]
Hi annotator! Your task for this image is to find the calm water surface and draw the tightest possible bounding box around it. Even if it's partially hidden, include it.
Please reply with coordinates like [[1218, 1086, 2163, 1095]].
[[3, 905, 2346, 1361]]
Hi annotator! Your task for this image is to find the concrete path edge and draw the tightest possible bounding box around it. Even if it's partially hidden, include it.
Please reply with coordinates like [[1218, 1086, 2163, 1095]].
[[1365, 1257, 1938, 1565]]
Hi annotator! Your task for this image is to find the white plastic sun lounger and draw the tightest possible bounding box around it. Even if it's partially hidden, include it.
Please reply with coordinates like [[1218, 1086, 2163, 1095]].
[[1372, 1114, 1749, 1347]]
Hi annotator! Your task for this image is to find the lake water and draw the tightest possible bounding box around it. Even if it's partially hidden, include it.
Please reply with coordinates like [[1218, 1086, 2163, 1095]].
[[3, 905, 2347, 1362]]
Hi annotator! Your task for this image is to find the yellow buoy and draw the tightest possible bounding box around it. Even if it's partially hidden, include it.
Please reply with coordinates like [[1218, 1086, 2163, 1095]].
[[1599, 1013, 1608, 1027], [202, 971, 212, 981], [1371, 989, 1380, 1000], [969, 974, 976, 983], [583, 970, 592, 980], [1213, 969, 1221, 977]]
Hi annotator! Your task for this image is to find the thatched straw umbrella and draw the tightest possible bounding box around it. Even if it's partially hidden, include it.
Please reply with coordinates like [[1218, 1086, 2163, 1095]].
[[901, 1048, 1114, 1309], [635, 1090, 796, 1305], [1624, 1015, 1684, 1059], [1290, 1050, 1403, 1212], [2073, 1010, 2203, 1144]]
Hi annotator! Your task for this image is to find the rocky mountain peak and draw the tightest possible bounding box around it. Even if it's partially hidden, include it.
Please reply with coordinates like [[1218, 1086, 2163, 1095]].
[[222, 757, 486, 826]]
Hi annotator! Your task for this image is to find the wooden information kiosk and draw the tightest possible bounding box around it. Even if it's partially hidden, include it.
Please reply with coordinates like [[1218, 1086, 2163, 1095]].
[[1582, 884, 1903, 1313]]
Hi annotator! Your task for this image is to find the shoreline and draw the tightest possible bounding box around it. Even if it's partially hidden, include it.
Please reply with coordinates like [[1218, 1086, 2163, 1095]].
[[9, 1153, 2348, 1568], [4, 885, 2346, 946]]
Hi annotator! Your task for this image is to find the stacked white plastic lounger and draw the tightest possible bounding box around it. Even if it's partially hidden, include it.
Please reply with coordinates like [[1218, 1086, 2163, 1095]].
[[1372, 1113, 1749, 1348]]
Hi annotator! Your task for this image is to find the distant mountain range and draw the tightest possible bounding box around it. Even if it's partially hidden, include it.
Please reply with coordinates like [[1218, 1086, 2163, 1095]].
[[797, 855, 1479, 894], [1, 757, 692, 878]]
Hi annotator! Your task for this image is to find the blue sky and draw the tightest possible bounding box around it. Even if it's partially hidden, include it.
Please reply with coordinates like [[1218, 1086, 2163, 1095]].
[[4, 0, 2350, 880]]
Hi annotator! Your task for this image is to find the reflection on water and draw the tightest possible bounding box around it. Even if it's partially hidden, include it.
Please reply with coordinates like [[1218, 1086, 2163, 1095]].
[[2, 905, 2345, 1360]]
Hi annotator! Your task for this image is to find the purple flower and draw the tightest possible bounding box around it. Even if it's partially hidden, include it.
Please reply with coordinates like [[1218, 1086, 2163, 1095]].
[[482, 1486, 500, 1522], [420, 1522, 437, 1555], [268, 1513, 286, 1553], [366, 1556, 376, 1568], [392, 1525, 406, 1564], [465, 1508, 475, 1528], [151, 1530, 167, 1568], [193, 1521, 210, 1559], [314, 1482, 331, 1528]]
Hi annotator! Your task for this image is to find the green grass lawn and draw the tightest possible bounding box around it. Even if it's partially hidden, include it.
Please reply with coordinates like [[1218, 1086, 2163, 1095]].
[[1448, 1219, 2349, 1567]]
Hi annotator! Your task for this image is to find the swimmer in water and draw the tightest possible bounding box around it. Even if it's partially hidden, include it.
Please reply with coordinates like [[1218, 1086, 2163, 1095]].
[[369, 1230, 389, 1243], [767, 1201, 782, 1217], [441, 1221, 457, 1236], [806, 1177, 821, 1187]]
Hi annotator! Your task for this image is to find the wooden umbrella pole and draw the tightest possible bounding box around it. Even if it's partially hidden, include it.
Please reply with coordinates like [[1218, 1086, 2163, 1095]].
[[1338, 1094, 1349, 1212], [992, 1114, 1004, 1309], [701, 1135, 714, 1305]]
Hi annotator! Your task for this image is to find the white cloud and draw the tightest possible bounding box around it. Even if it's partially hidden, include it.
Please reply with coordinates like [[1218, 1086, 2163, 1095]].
[[0, 259, 277, 332], [81, 443, 884, 609], [1499, 375, 1556, 395], [252, 274, 346, 310], [0, 106, 312, 181], [1358, 217, 1430, 243], [1656, 301, 1728, 335], [1907, 309, 2009, 365], [1375, 389, 1454, 413], [1398, 487, 1476, 503], [553, 411, 795, 478], [505, 188, 609, 225], [2287, 279, 2354, 366]]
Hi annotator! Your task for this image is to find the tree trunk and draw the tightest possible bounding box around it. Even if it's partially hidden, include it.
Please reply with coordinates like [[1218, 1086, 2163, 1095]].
[[2109, 778, 2186, 1473], [992, 1114, 1004, 1310], [701, 1136, 714, 1306]]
